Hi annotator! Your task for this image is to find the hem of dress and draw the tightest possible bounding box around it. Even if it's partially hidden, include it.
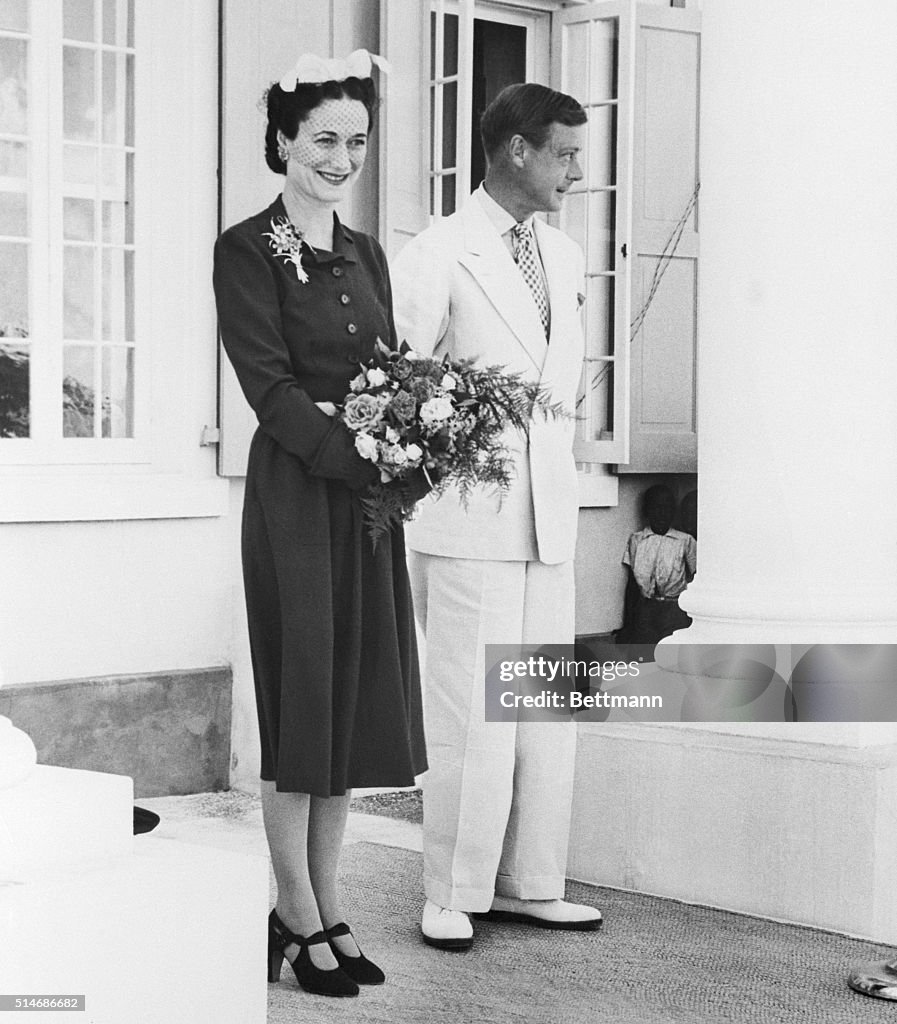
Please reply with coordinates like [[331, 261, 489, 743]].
[[264, 768, 426, 798]]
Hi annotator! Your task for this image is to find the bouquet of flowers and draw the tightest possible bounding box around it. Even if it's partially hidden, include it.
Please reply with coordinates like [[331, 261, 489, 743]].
[[338, 339, 569, 547]]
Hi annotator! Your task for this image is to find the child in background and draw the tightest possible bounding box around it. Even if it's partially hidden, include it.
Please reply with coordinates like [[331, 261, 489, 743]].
[[617, 484, 696, 647]]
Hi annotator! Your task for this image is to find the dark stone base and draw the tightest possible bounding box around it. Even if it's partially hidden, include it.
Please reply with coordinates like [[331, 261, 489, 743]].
[[0, 667, 232, 798]]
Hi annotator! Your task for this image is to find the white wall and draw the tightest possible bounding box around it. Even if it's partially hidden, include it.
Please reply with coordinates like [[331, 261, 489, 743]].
[[0, 518, 233, 685]]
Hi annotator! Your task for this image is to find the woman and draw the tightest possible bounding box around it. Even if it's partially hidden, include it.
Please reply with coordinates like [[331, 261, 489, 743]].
[[213, 50, 427, 998]]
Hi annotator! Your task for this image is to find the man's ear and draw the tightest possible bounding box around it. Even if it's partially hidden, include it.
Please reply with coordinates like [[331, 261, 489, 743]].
[[507, 134, 528, 167]]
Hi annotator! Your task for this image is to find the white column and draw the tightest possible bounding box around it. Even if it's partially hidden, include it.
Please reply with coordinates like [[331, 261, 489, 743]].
[[0, 716, 36, 791], [0, 661, 36, 788], [678, 0, 897, 643], [567, 0, 897, 942]]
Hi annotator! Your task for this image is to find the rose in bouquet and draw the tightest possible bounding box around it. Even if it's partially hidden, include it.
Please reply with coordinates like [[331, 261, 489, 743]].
[[339, 338, 569, 547]]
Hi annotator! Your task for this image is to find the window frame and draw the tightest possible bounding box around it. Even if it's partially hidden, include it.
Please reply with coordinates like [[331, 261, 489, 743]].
[[0, 0, 228, 521], [553, 0, 634, 469], [427, 0, 549, 219], [0, 0, 147, 465]]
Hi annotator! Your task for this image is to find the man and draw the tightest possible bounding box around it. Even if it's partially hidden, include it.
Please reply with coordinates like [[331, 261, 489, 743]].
[[391, 83, 601, 949]]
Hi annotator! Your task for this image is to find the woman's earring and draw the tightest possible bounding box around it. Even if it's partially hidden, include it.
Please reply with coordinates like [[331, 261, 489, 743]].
[[277, 140, 290, 164]]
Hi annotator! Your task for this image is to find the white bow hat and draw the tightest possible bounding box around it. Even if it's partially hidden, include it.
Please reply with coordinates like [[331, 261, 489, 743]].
[[278, 48, 391, 92]]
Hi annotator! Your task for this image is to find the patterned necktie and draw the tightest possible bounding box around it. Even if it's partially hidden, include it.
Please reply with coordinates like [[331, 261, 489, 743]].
[[512, 221, 550, 339]]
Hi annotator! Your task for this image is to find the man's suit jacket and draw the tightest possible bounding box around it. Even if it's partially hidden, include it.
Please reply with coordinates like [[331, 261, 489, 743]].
[[391, 193, 585, 565]]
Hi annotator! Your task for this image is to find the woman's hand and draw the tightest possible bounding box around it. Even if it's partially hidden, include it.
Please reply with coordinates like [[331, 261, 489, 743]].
[[308, 420, 381, 491]]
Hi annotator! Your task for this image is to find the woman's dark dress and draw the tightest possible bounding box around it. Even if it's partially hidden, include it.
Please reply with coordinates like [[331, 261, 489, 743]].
[[213, 197, 427, 796]]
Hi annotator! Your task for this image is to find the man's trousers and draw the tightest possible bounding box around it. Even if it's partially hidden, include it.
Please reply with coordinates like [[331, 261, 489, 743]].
[[408, 552, 578, 912]]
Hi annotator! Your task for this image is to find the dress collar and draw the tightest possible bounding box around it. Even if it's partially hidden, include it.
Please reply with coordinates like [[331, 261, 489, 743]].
[[267, 196, 357, 264]]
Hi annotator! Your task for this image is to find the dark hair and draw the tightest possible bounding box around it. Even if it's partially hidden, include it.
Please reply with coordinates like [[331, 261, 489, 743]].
[[642, 484, 675, 514], [479, 83, 587, 162], [264, 76, 378, 175]]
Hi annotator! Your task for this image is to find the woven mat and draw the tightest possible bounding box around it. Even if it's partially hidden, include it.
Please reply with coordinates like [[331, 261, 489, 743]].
[[266, 842, 895, 1024]]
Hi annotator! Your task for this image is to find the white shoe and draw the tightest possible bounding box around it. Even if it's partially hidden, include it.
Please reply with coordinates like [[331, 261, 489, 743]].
[[477, 896, 603, 931], [421, 899, 474, 950]]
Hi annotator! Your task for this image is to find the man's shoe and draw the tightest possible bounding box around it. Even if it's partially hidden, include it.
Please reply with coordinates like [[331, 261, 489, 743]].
[[474, 897, 602, 931], [421, 899, 474, 950]]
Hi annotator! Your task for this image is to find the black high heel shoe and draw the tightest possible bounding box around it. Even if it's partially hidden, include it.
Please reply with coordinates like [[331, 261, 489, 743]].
[[267, 909, 359, 997], [325, 922, 386, 985]]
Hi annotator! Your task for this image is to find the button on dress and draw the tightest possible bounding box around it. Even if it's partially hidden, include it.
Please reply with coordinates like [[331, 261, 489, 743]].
[[213, 197, 427, 796]]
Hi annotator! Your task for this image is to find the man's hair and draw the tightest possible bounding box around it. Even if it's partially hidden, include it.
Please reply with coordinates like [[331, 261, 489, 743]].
[[479, 83, 587, 161]]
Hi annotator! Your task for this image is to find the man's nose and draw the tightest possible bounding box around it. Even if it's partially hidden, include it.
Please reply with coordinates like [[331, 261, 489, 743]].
[[567, 156, 584, 182]]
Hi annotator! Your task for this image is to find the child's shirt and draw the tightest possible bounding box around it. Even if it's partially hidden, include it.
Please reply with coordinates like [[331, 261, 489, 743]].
[[623, 527, 697, 600]]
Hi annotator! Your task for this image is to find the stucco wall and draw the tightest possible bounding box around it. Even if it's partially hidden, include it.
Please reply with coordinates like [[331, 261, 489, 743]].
[[0, 517, 236, 686]]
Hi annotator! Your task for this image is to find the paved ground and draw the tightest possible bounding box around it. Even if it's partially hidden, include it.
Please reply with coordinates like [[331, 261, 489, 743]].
[[140, 791, 897, 1024]]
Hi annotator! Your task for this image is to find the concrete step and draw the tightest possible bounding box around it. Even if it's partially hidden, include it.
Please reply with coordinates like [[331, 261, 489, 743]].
[[0, 764, 132, 878]]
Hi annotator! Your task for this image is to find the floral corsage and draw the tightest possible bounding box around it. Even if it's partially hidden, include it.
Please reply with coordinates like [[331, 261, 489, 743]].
[[263, 216, 313, 283]]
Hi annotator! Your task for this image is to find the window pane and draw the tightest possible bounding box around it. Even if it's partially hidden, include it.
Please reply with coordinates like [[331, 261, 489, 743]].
[[63, 197, 95, 241], [602, 361, 614, 437], [0, 342, 28, 437], [588, 105, 617, 188], [587, 191, 616, 271], [102, 247, 133, 340], [0, 190, 26, 235], [590, 19, 618, 102], [585, 275, 615, 358], [101, 344, 133, 436], [63, 46, 97, 141], [102, 51, 133, 145], [63, 143, 97, 185], [443, 14, 458, 77], [102, 146, 130, 190], [430, 10, 436, 79], [64, 0, 95, 42], [560, 190, 587, 253], [0, 0, 28, 32], [63, 344, 96, 436], [441, 173, 455, 217], [0, 140, 26, 178], [429, 84, 435, 166], [562, 22, 589, 102], [102, 198, 131, 244], [582, 357, 613, 439], [63, 245, 95, 339], [0, 36, 27, 134], [0, 239, 27, 335], [125, 50, 134, 145], [442, 81, 457, 168], [103, 0, 132, 46]]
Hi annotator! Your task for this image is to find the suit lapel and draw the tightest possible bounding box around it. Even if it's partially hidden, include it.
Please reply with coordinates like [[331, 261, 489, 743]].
[[457, 200, 547, 373], [533, 218, 579, 392]]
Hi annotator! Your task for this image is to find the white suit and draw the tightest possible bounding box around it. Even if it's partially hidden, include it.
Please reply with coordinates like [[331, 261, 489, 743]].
[[392, 186, 585, 911]]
